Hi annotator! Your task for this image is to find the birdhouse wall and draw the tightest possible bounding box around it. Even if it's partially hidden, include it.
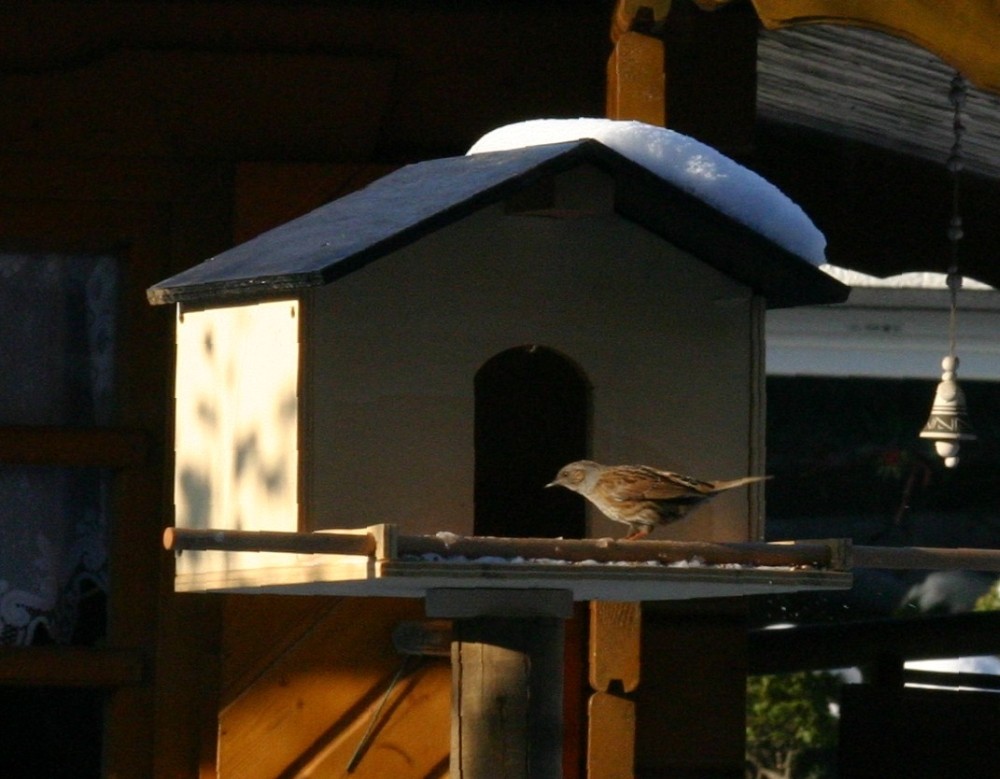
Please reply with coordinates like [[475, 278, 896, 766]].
[[173, 299, 301, 579], [301, 166, 766, 542]]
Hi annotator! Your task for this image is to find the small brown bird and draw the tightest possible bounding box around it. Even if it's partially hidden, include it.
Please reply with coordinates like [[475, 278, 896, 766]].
[[546, 460, 770, 540]]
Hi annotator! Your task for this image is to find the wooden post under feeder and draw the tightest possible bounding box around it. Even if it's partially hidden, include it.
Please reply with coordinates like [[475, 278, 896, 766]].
[[426, 588, 573, 779]]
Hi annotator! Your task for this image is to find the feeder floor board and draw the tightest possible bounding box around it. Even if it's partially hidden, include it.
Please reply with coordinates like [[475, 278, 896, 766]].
[[172, 557, 851, 601]]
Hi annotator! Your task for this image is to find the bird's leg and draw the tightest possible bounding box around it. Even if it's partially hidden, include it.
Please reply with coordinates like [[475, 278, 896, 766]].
[[623, 527, 650, 541]]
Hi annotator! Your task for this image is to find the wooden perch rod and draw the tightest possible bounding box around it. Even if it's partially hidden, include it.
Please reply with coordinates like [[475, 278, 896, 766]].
[[849, 544, 1000, 572], [397, 535, 837, 568], [162, 527, 377, 557], [163, 526, 838, 569], [163, 526, 1000, 573]]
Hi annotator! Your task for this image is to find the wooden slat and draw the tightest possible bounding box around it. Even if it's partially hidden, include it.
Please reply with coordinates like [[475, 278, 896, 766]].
[[288, 659, 451, 779], [0, 426, 149, 468], [587, 692, 635, 779], [589, 602, 641, 694], [0, 646, 145, 687], [218, 597, 445, 778]]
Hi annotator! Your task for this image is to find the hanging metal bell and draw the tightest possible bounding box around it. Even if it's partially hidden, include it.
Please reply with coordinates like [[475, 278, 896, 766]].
[[920, 355, 976, 467]]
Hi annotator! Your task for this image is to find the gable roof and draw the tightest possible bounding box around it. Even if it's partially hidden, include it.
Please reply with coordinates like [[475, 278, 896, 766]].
[[147, 139, 849, 309]]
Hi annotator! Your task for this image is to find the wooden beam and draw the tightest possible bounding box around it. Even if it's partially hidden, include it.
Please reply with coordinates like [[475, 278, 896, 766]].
[[402, 534, 839, 568]]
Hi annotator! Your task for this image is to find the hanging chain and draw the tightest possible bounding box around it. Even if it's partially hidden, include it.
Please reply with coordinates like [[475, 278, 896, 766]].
[[945, 73, 967, 359]]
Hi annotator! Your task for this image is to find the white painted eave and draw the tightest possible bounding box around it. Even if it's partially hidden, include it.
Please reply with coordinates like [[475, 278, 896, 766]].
[[767, 265, 1000, 379]]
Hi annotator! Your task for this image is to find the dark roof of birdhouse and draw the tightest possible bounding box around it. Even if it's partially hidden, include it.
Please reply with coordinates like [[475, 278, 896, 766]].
[[147, 139, 849, 308]]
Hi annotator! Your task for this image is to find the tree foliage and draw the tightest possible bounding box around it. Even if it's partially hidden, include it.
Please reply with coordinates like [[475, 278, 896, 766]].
[[746, 671, 840, 779], [974, 578, 1000, 612]]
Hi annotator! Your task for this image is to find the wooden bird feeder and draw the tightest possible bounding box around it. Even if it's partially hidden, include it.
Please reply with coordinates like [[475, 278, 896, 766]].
[[149, 125, 850, 776]]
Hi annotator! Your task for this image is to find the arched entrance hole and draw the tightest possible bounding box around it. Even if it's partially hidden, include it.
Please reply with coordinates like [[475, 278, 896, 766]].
[[474, 345, 590, 538]]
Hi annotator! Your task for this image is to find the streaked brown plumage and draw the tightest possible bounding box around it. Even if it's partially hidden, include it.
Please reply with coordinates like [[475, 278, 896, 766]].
[[546, 460, 770, 539]]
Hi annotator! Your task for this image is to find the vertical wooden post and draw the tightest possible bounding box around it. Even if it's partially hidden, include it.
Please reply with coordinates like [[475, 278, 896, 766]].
[[428, 588, 573, 779], [606, 0, 758, 155], [607, 30, 666, 126], [587, 601, 641, 779], [452, 617, 565, 778]]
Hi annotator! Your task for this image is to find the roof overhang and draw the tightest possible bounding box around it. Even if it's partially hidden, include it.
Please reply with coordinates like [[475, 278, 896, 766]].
[[148, 139, 848, 309]]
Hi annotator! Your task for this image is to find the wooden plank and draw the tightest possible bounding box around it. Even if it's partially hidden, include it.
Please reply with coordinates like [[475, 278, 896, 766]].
[[218, 597, 435, 778], [589, 602, 641, 694], [0, 647, 145, 687], [172, 299, 301, 580], [286, 658, 451, 778], [402, 534, 838, 567], [391, 619, 453, 657], [587, 692, 635, 779]]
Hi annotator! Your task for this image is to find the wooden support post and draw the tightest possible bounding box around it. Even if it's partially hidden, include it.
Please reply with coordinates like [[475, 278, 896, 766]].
[[431, 589, 571, 779], [607, 30, 666, 126], [452, 617, 565, 778], [588, 601, 641, 779], [606, 0, 759, 154]]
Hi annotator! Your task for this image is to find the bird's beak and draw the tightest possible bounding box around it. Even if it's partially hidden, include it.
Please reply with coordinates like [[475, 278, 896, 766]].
[[545, 480, 558, 488]]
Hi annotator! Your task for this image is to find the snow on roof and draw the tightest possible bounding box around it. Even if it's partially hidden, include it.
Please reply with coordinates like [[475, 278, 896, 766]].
[[820, 263, 995, 291], [468, 118, 827, 266]]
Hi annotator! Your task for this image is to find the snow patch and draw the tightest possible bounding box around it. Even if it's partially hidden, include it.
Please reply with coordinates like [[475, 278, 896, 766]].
[[468, 118, 827, 265]]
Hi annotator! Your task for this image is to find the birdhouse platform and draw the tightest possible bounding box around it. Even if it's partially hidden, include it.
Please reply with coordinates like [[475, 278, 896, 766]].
[[163, 525, 852, 602]]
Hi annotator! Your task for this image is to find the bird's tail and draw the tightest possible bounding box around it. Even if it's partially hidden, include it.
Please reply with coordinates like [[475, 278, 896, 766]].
[[710, 474, 772, 492]]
